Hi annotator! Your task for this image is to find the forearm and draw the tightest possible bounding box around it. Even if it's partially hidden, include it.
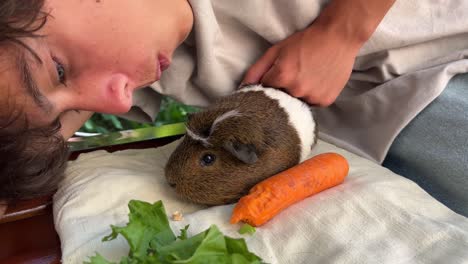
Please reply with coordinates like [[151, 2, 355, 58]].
[[313, 0, 396, 48], [60, 110, 94, 139]]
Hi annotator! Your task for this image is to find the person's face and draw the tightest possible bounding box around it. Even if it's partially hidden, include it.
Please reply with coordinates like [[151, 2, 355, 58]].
[[2, 0, 193, 127]]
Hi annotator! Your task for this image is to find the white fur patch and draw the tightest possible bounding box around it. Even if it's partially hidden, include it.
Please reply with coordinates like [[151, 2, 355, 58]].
[[210, 110, 241, 135], [186, 110, 241, 146], [185, 127, 210, 146], [237, 85, 316, 161]]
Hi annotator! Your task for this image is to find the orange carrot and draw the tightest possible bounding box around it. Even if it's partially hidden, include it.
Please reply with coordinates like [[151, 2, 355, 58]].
[[230, 152, 349, 226]]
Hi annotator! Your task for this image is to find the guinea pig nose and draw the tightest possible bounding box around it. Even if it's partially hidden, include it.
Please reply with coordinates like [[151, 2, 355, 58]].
[[169, 183, 176, 188]]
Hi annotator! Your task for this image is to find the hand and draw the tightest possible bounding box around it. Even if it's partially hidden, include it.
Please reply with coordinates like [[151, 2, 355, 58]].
[[242, 24, 361, 107]]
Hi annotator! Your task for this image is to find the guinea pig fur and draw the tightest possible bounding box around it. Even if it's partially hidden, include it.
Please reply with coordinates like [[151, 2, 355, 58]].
[[165, 84, 317, 205]]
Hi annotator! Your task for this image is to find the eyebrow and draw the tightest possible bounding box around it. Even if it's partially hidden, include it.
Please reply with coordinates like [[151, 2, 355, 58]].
[[16, 50, 54, 113]]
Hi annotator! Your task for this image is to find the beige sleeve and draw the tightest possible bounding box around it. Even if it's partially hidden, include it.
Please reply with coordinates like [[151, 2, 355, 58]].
[[60, 110, 94, 139], [118, 87, 163, 123]]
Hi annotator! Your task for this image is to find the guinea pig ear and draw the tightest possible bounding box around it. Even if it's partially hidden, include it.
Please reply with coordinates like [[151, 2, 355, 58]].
[[223, 141, 258, 164]]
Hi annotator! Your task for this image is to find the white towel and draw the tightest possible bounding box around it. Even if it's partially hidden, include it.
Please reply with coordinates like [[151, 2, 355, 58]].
[[53, 139, 468, 264]]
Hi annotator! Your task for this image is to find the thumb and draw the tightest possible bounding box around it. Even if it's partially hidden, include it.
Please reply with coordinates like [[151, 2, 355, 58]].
[[241, 46, 279, 85]]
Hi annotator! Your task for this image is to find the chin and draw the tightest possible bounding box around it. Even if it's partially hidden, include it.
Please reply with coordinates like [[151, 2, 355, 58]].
[[101, 104, 133, 115]]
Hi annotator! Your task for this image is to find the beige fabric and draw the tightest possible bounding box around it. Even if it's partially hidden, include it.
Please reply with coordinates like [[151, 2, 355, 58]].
[[128, 0, 468, 163]]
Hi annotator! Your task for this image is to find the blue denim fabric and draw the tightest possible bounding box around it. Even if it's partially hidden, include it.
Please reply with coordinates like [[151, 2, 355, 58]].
[[383, 73, 468, 217]]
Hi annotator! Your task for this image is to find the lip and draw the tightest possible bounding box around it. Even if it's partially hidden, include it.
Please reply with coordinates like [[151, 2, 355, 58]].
[[156, 54, 171, 80]]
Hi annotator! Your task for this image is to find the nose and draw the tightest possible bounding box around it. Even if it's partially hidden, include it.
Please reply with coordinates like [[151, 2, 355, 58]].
[[104, 73, 132, 112], [73, 73, 133, 114], [166, 176, 177, 188]]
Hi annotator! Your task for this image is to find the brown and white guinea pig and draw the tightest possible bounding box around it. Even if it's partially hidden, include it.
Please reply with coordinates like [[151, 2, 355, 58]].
[[164, 84, 317, 205]]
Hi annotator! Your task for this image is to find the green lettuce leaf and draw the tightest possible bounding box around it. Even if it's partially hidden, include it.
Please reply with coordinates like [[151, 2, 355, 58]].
[[102, 200, 176, 259], [238, 224, 256, 235], [225, 236, 261, 263], [177, 225, 190, 240], [84, 253, 115, 264], [85, 200, 262, 264]]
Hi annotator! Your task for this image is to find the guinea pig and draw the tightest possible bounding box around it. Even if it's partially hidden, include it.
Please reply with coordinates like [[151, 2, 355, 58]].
[[164, 84, 317, 205]]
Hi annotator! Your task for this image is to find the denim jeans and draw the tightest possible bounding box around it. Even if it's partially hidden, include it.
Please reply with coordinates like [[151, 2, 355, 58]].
[[383, 73, 468, 216]]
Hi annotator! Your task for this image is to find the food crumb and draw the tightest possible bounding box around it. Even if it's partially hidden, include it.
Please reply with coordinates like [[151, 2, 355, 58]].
[[172, 211, 183, 221]]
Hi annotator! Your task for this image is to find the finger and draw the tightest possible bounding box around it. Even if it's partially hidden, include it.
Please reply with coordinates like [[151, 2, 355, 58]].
[[307, 93, 338, 107], [241, 47, 280, 85], [260, 62, 293, 91]]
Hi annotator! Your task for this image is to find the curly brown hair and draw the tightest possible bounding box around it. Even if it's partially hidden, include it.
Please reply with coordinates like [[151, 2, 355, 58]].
[[0, 0, 69, 201]]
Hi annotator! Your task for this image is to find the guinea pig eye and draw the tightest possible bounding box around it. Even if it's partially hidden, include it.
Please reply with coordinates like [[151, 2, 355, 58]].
[[201, 153, 216, 166]]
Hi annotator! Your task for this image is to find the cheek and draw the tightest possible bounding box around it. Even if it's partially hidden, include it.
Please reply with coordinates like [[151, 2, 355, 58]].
[[61, 28, 155, 92], [47, 0, 151, 64]]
